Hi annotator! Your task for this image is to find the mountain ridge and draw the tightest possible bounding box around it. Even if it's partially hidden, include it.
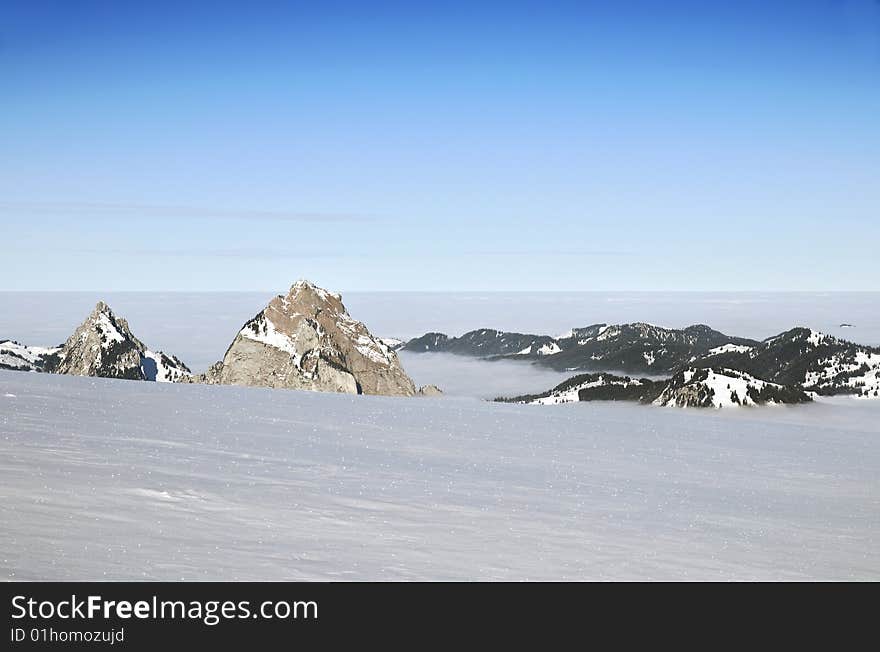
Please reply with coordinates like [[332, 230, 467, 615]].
[[187, 280, 418, 396]]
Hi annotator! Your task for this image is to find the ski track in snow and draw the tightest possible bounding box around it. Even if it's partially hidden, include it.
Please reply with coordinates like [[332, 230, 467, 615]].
[[1, 370, 878, 581]]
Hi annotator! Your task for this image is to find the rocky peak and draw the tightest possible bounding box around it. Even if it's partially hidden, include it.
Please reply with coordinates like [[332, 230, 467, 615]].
[[48, 301, 190, 382], [199, 280, 416, 396]]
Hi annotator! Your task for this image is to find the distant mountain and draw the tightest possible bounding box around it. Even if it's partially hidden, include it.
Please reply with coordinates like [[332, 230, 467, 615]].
[[653, 367, 812, 408], [498, 367, 811, 409], [547, 323, 759, 373], [410, 321, 880, 402], [5, 296, 876, 404], [498, 372, 665, 405], [404, 329, 558, 357], [189, 280, 417, 396], [0, 340, 60, 372], [404, 323, 759, 374], [43, 302, 190, 382], [692, 328, 880, 399]]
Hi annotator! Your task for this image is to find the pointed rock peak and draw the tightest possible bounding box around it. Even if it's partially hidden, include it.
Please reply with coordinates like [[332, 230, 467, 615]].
[[208, 280, 416, 396], [49, 302, 190, 383], [287, 279, 343, 303], [79, 301, 137, 344], [89, 300, 127, 324], [291, 278, 316, 291]]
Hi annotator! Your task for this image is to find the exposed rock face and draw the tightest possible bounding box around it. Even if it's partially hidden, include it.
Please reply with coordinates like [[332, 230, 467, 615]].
[[46, 302, 190, 382], [417, 384, 443, 397], [196, 281, 416, 396]]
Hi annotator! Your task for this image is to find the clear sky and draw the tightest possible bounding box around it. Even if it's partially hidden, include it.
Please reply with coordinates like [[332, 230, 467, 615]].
[[1, 0, 878, 291]]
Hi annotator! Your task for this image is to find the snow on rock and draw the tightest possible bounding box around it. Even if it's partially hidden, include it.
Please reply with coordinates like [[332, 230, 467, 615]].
[[191, 280, 416, 396], [379, 337, 405, 351], [48, 302, 190, 382]]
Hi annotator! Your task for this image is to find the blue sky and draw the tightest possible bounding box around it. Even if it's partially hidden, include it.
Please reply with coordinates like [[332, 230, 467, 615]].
[[1, 0, 878, 291]]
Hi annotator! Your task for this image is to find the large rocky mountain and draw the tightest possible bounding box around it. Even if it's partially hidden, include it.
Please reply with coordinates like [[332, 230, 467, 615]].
[[190, 280, 417, 396], [42, 302, 191, 382], [404, 322, 759, 374], [2, 303, 189, 381]]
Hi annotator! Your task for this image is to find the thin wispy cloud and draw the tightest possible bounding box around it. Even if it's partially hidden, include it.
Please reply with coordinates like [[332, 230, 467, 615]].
[[0, 201, 377, 223], [61, 246, 636, 260], [463, 249, 636, 257], [67, 247, 357, 260]]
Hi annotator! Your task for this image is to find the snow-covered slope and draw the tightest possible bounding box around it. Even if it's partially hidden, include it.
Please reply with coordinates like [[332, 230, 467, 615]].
[[805, 350, 880, 399], [708, 343, 753, 356], [502, 372, 663, 405], [2, 370, 877, 580], [695, 327, 880, 399], [140, 350, 191, 383], [499, 367, 810, 409], [0, 340, 60, 372], [654, 367, 812, 409], [379, 337, 405, 351]]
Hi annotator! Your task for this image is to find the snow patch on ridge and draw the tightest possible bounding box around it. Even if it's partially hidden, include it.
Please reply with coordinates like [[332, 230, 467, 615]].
[[536, 342, 561, 356], [708, 343, 753, 355], [241, 315, 299, 357], [654, 368, 788, 409], [95, 312, 125, 346]]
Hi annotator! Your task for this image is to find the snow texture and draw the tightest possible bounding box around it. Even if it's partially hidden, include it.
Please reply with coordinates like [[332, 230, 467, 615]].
[[708, 343, 753, 355], [1, 370, 878, 581]]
